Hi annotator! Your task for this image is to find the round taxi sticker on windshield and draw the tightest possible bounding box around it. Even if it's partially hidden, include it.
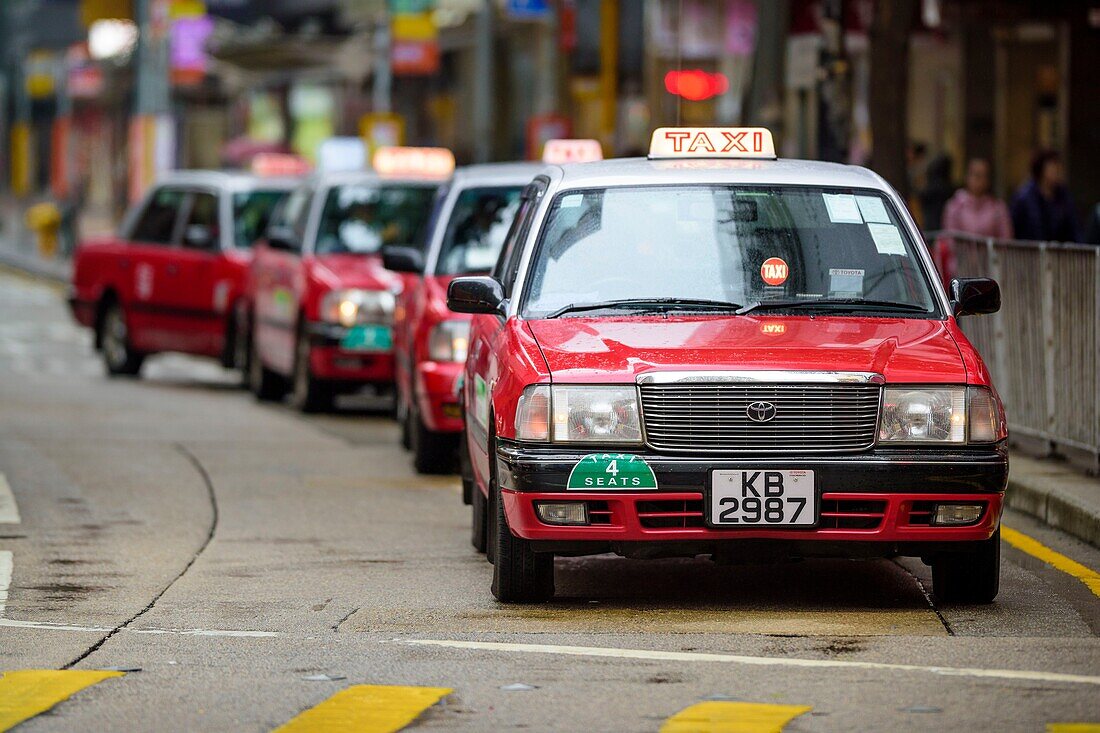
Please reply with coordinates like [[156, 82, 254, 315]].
[[760, 257, 789, 286]]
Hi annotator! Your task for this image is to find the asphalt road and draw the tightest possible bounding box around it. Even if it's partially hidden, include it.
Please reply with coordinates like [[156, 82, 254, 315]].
[[1, 268, 1098, 732]]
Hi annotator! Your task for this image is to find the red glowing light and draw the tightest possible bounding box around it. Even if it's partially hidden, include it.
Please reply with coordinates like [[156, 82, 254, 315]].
[[664, 70, 729, 101]]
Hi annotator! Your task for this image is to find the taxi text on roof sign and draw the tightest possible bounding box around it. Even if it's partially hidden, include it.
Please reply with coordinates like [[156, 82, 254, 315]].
[[648, 127, 776, 160], [542, 139, 603, 165], [372, 146, 455, 180]]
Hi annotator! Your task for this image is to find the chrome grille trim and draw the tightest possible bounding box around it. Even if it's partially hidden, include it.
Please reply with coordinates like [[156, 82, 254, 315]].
[[639, 379, 882, 454], [637, 370, 885, 385]]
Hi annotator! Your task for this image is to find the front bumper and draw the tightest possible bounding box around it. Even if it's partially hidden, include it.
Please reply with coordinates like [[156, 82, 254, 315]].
[[415, 360, 464, 433], [495, 442, 1007, 552], [306, 322, 395, 383]]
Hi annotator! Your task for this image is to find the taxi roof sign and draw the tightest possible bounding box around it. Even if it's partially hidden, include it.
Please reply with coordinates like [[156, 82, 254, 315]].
[[250, 153, 311, 177], [541, 139, 603, 165], [372, 146, 455, 180], [648, 127, 776, 160]]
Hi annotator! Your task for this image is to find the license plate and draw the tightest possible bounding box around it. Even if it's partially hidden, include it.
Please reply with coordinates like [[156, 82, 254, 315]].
[[340, 324, 393, 352], [708, 470, 816, 527]]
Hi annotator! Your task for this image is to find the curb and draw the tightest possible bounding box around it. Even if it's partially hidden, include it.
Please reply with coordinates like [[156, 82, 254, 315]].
[[1006, 475, 1100, 549], [0, 248, 70, 284]]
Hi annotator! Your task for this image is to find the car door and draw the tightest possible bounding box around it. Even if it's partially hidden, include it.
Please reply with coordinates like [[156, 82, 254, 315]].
[[158, 189, 223, 356], [465, 180, 545, 487], [253, 184, 313, 376], [123, 185, 189, 352]]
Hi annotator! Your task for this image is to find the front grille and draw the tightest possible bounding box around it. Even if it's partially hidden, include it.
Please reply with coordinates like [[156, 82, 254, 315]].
[[819, 498, 887, 529], [637, 498, 705, 529], [639, 382, 880, 454]]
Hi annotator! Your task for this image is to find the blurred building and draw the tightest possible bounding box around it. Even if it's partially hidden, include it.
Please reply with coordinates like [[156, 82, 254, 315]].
[[2, 0, 1099, 235]]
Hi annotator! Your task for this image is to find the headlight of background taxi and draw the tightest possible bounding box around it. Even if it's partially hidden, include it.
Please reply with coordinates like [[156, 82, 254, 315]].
[[321, 289, 395, 327], [878, 386, 1004, 444], [428, 320, 470, 362], [515, 385, 642, 444]]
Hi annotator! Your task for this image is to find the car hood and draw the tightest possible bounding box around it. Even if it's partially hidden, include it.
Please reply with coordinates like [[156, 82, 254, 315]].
[[526, 315, 967, 384], [309, 253, 400, 292]]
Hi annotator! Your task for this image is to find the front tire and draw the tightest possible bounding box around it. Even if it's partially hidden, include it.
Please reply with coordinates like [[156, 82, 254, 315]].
[[931, 528, 1001, 604], [101, 302, 144, 377], [290, 328, 333, 413], [471, 480, 487, 554], [412, 406, 457, 474], [249, 329, 287, 401]]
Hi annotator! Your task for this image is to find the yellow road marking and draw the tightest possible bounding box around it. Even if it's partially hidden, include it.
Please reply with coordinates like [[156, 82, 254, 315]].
[[0, 670, 124, 732], [1047, 725, 1100, 732], [273, 684, 451, 733], [1002, 526, 1100, 598], [661, 701, 812, 733]]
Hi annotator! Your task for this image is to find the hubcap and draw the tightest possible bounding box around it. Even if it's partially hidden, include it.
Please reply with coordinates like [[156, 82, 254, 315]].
[[104, 309, 127, 368]]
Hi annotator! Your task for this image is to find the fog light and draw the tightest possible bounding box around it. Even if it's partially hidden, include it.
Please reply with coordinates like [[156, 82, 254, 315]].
[[536, 502, 588, 525], [932, 503, 983, 526]]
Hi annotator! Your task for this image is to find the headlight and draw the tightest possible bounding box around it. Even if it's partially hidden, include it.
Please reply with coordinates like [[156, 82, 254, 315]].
[[428, 320, 471, 362], [321, 289, 395, 327], [879, 387, 967, 443], [515, 385, 642, 444]]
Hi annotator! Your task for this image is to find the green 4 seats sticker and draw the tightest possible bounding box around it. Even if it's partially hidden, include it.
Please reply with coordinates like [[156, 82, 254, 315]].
[[566, 454, 658, 490]]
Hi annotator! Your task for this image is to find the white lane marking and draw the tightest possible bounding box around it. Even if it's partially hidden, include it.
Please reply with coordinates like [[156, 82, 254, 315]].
[[0, 618, 278, 637], [0, 474, 22, 523], [0, 551, 11, 615], [396, 638, 1100, 687]]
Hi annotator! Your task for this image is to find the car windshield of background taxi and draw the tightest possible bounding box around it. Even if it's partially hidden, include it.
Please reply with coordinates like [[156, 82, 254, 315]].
[[449, 127, 1007, 604]]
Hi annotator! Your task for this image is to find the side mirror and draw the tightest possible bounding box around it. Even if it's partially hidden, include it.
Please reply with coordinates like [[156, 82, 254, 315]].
[[447, 276, 506, 316], [266, 224, 300, 253], [184, 224, 216, 250], [951, 277, 1001, 317], [382, 245, 424, 274]]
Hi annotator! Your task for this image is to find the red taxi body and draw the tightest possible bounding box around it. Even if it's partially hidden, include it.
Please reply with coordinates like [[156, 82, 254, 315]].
[[452, 130, 1008, 604], [68, 170, 297, 376]]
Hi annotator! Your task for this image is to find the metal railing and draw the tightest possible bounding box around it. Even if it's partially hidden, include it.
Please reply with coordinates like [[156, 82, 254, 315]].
[[930, 231, 1100, 473]]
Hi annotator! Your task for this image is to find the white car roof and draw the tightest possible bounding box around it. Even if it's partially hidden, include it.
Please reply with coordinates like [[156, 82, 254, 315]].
[[307, 170, 446, 189], [156, 169, 301, 192], [539, 157, 892, 192], [450, 162, 546, 189]]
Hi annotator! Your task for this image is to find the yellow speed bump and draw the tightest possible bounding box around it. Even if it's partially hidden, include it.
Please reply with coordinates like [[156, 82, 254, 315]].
[[0, 669, 124, 732], [1002, 526, 1100, 598], [274, 684, 452, 733], [661, 701, 812, 733]]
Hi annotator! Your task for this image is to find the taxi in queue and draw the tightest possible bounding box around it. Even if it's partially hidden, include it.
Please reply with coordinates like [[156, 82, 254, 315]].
[[448, 127, 1008, 604], [384, 140, 604, 475], [245, 147, 453, 412], [68, 167, 301, 377]]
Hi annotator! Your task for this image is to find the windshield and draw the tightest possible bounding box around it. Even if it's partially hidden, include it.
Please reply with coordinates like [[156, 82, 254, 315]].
[[522, 185, 938, 318], [436, 186, 523, 275], [315, 184, 436, 255], [232, 190, 289, 248]]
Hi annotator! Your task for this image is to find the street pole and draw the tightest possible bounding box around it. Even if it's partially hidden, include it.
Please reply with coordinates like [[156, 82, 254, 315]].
[[816, 0, 851, 163], [599, 0, 618, 152], [472, 0, 493, 163], [130, 0, 173, 203], [372, 20, 391, 115]]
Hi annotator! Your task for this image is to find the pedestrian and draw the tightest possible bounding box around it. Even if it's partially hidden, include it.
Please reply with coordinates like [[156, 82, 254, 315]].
[[942, 158, 1013, 239], [919, 153, 954, 232], [1010, 150, 1082, 243]]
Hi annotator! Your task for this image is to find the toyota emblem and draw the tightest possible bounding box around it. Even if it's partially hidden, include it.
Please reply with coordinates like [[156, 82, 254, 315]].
[[746, 401, 777, 423]]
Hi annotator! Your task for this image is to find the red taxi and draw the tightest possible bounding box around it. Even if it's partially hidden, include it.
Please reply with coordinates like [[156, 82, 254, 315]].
[[246, 148, 452, 412], [69, 170, 298, 376], [449, 128, 1008, 604]]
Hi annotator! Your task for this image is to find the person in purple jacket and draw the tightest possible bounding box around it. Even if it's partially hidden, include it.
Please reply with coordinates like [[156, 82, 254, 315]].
[[943, 158, 1013, 239], [1011, 150, 1082, 243]]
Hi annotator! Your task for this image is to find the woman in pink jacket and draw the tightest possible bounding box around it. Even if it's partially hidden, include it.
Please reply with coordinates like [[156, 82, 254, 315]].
[[935, 158, 1013, 286]]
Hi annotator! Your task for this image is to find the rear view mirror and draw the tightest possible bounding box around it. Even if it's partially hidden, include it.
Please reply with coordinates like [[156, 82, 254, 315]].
[[447, 276, 506, 316], [951, 277, 1001, 317], [382, 245, 424, 274], [266, 224, 300, 253], [184, 224, 216, 250]]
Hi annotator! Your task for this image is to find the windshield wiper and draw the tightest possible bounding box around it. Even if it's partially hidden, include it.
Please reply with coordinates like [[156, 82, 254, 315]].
[[545, 297, 743, 319], [736, 298, 930, 315]]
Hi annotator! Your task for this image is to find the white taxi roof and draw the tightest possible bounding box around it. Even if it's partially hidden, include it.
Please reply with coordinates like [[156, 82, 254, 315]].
[[308, 170, 445, 189], [156, 169, 301, 192], [540, 157, 890, 192], [450, 161, 545, 188]]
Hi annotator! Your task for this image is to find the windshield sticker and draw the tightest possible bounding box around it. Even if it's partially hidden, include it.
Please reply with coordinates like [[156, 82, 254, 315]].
[[855, 196, 890, 224], [760, 257, 789, 286], [867, 223, 907, 255], [567, 454, 658, 490], [828, 268, 865, 296], [559, 194, 584, 209], [822, 193, 863, 224]]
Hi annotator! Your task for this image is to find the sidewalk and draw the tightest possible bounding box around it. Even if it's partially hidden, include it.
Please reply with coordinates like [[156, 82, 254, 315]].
[[0, 195, 74, 282], [1007, 453, 1100, 548]]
